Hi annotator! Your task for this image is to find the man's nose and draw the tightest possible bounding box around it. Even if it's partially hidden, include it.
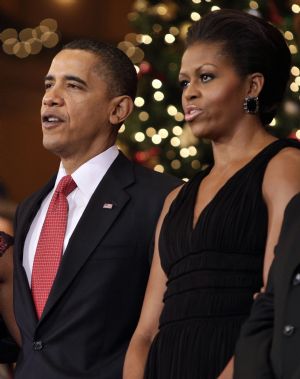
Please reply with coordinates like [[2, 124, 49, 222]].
[[42, 88, 64, 107]]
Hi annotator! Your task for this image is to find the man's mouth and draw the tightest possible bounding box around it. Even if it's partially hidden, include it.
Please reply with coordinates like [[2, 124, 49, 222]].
[[42, 114, 65, 127]]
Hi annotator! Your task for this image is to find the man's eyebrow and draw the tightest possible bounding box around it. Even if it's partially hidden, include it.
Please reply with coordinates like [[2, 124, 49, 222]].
[[44, 75, 54, 82], [44, 74, 87, 87], [65, 75, 87, 86]]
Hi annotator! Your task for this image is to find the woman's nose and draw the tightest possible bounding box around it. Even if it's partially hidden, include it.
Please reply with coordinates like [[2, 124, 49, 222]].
[[183, 81, 199, 101]]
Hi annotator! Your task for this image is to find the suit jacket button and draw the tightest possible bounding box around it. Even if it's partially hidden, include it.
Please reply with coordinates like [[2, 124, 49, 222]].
[[33, 340, 43, 351], [293, 273, 300, 286], [283, 325, 295, 336]]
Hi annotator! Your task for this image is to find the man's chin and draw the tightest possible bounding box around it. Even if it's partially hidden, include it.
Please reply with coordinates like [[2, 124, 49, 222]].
[[42, 139, 64, 156]]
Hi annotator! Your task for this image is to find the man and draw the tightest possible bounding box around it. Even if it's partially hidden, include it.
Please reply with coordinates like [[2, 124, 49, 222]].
[[234, 192, 300, 379], [13, 39, 180, 379]]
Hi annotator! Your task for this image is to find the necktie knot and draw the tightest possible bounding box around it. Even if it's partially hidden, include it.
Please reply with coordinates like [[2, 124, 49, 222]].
[[56, 175, 77, 197]]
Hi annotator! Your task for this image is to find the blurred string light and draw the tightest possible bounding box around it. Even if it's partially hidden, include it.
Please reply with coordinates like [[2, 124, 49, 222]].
[[0, 18, 59, 58], [291, 4, 300, 14], [249, 1, 258, 10]]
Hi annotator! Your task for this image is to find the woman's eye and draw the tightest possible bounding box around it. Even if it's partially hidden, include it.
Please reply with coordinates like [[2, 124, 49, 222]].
[[200, 74, 213, 83], [179, 80, 189, 89]]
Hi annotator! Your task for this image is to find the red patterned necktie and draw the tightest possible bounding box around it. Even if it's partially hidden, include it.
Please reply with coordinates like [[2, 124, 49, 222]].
[[31, 175, 77, 319]]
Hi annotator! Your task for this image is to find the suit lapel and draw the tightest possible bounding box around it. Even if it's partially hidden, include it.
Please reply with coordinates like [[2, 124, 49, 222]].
[[15, 176, 57, 262], [40, 153, 135, 321]]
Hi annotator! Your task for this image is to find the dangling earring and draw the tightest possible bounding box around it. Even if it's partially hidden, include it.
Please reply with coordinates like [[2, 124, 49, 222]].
[[243, 96, 259, 114]]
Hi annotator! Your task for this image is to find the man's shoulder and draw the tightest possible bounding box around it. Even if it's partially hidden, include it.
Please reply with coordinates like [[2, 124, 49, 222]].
[[116, 151, 181, 190], [132, 161, 182, 189]]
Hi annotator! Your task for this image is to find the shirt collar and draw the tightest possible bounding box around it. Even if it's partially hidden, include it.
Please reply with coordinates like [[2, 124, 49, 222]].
[[55, 146, 119, 200]]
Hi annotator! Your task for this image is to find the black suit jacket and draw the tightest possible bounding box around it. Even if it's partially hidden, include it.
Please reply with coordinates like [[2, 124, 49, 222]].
[[13, 152, 180, 379], [0, 316, 19, 363], [234, 192, 300, 379]]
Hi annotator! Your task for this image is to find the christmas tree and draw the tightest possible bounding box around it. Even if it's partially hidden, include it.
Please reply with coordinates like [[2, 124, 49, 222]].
[[117, 0, 300, 178]]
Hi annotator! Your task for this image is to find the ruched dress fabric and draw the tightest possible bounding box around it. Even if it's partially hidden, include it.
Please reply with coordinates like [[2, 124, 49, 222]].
[[145, 139, 300, 379]]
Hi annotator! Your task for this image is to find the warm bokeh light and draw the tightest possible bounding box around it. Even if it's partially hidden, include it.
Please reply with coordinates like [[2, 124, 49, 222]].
[[167, 105, 178, 116], [152, 79, 162, 89], [135, 132, 145, 142], [158, 128, 169, 138], [138, 111, 150, 121], [170, 137, 181, 147], [154, 164, 165, 173], [146, 127, 156, 137], [152, 134, 162, 144], [40, 18, 58, 32], [291, 66, 300, 76], [173, 126, 183, 136], [190, 12, 201, 21], [292, 4, 300, 14], [153, 91, 165, 101], [165, 34, 176, 44], [249, 1, 258, 10], [135, 97, 145, 107]]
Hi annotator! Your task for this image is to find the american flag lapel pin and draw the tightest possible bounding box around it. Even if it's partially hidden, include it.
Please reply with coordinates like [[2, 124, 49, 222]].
[[103, 202, 115, 209]]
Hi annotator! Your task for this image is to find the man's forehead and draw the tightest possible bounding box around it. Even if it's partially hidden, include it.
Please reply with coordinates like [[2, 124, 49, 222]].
[[47, 49, 100, 78]]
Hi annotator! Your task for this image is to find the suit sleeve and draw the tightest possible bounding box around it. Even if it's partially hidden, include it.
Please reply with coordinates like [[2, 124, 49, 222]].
[[234, 263, 276, 379], [0, 317, 19, 363]]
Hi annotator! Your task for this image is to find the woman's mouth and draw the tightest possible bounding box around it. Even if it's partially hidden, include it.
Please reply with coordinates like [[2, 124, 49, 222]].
[[184, 106, 203, 122]]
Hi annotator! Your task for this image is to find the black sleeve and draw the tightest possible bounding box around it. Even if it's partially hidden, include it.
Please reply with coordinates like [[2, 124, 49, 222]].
[[0, 317, 19, 363], [234, 263, 276, 379]]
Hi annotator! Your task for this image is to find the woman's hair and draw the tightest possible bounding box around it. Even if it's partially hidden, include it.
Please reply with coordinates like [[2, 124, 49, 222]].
[[186, 9, 291, 125]]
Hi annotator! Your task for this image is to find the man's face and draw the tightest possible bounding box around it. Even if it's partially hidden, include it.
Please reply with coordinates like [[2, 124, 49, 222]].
[[41, 49, 116, 166]]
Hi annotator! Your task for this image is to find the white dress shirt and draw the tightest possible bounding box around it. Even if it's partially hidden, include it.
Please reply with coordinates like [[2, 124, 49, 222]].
[[23, 145, 119, 286]]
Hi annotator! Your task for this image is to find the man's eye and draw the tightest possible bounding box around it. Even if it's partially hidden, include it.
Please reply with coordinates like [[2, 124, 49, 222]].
[[44, 83, 52, 89], [68, 83, 80, 89], [179, 80, 189, 89]]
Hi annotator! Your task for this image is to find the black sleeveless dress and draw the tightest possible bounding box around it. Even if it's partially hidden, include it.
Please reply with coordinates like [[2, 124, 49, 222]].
[[145, 139, 300, 379]]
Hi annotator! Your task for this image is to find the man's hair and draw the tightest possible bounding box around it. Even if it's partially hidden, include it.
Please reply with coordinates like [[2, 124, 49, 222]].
[[186, 9, 291, 125], [62, 39, 137, 101]]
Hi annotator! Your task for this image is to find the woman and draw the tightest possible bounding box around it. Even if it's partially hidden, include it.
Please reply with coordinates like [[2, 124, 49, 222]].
[[123, 9, 300, 379]]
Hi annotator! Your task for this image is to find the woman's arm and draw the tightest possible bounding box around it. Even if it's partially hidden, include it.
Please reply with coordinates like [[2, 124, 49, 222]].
[[123, 186, 182, 379]]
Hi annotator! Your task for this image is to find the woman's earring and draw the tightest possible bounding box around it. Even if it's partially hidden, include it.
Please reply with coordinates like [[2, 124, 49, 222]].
[[243, 96, 259, 114]]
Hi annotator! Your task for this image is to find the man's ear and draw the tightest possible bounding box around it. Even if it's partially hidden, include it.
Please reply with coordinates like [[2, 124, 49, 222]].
[[109, 95, 134, 126], [246, 73, 265, 97]]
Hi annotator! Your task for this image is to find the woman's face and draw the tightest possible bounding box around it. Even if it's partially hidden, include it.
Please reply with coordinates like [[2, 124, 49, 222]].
[[179, 42, 250, 141]]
